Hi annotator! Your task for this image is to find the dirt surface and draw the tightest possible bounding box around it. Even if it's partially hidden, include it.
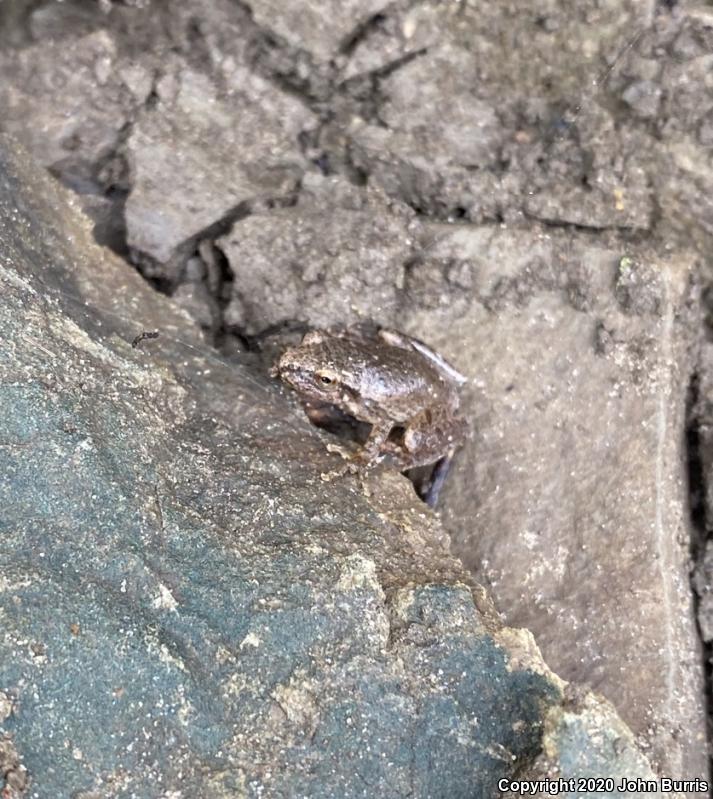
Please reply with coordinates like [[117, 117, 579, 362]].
[[1, 0, 712, 790]]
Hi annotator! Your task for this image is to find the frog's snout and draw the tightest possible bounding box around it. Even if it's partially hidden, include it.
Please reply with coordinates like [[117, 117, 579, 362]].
[[272, 353, 302, 388], [271, 349, 295, 380], [273, 351, 290, 373]]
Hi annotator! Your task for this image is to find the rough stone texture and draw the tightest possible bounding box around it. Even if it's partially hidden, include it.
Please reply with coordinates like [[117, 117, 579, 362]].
[[340, 0, 446, 81], [608, 6, 713, 258], [0, 24, 151, 254], [249, 0, 389, 62], [396, 224, 707, 783], [217, 174, 418, 334], [346, 4, 654, 229], [125, 64, 314, 267], [0, 0, 324, 271], [1, 0, 712, 259], [505, 690, 691, 799], [0, 29, 146, 173]]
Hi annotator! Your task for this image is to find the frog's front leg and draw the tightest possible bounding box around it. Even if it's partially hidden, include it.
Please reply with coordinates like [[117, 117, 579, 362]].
[[321, 418, 393, 483], [359, 419, 394, 465], [335, 417, 393, 474]]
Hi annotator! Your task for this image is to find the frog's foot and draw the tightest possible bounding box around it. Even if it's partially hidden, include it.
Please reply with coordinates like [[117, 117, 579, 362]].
[[319, 442, 355, 482], [421, 453, 455, 508], [325, 441, 354, 461], [320, 446, 382, 482]]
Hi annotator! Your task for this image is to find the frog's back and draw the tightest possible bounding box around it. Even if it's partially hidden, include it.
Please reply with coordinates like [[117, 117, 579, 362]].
[[329, 335, 458, 421], [378, 328, 467, 386]]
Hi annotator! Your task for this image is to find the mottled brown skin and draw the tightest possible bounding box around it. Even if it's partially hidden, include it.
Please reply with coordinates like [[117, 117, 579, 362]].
[[272, 328, 467, 476]]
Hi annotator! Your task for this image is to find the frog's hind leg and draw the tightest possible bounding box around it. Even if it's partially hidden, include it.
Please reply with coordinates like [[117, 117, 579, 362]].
[[401, 408, 467, 468], [398, 408, 467, 507], [400, 451, 456, 508], [421, 454, 454, 508]]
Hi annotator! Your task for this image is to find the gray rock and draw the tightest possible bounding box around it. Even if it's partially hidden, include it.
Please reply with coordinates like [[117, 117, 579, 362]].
[[621, 79, 662, 119], [340, 0, 448, 81], [218, 174, 419, 334], [0, 0, 711, 792], [249, 0, 389, 62], [347, 41, 506, 220], [347, 37, 653, 229], [653, 8, 713, 257], [397, 223, 708, 784], [0, 133, 673, 799], [28, 0, 108, 41], [581, 8, 713, 259], [508, 690, 689, 798], [0, 30, 147, 172], [171, 280, 219, 331], [125, 65, 314, 267]]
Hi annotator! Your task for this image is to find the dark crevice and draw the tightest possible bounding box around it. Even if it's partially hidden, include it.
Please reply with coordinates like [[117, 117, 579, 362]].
[[339, 144, 369, 185], [48, 122, 134, 259], [243, 318, 312, 348], [131, 199, 256, 292], [208, 241, 234, 311], [522, 213, 642, 236], [143, 83, 160, 111], [298, 128, 333, 175], [334, 47, 427, 126], [183, 200, 253, 252], [200, 239, 235, 348], [339, 10, 388, 56], [369, 45, 428, 80], [687, 372, 707, 552], [702, 285, 713, 339], [685, 368, 713, 776], [93, 188, 130, 257], [184, 15, 213, 72]]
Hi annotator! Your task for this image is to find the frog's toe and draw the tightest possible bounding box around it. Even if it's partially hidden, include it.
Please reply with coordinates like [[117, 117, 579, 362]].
[[325, 442, 354, 461], [331, 450, 381, 480], [319, 458, 366, 483], [320, 468, 341, 482]]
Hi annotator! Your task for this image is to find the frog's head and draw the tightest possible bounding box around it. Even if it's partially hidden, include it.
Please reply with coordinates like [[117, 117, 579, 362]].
[[273, 330, 351, 404]]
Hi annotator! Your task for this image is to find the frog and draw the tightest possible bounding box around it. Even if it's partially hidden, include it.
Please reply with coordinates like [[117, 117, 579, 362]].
[[271, 326, 467, 505]]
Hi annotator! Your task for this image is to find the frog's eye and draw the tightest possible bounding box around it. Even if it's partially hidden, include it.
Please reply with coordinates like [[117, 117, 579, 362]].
[[315, 370, 339, 388]]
